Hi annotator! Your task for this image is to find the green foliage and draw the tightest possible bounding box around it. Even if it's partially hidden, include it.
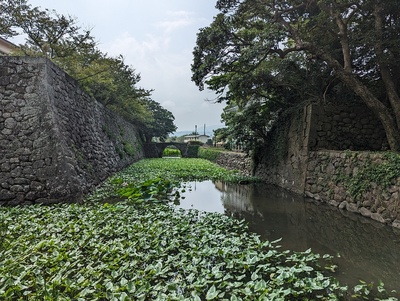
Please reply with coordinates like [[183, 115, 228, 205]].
[[186, 145, 200, 158], [115, 145, 124, 159], [192, 0, 400, 151], [117, 177, 180, 203], [162, 147, 181, 157], [0, 204, 345, 300], [1, 1, 176, 137], [188, 140, 204, 146], [122, 141, 136, 156], [198, 147, 223, 162], [335, 152, 400, 200], [141, 99, 177, 142], [1, 158, 397, 300], [86, 158, 259, 202]]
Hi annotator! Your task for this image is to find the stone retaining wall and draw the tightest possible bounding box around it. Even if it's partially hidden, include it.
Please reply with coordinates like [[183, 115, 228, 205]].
[[0, 57, 143, 205], [254, 106, 311, 194], [308, 104, 387, 151], [253, 102, 400, 227], [305, 151, 400, 228], [214, 152, 252, 177]]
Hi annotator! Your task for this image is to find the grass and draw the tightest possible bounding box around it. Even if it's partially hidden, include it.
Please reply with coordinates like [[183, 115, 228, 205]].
[[0, 158, 397, 300]]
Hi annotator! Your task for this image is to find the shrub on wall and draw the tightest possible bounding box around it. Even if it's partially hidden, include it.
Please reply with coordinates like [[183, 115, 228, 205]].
[[198, 147, 222, 162], [123, 141, 137, 156]]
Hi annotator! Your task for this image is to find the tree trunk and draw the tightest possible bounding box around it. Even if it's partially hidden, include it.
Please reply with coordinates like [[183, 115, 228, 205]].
[[337, 70, 400, 151], [373, 2, 400, 130], [317, 51, 400, 151], [317, 1, 400, 151]]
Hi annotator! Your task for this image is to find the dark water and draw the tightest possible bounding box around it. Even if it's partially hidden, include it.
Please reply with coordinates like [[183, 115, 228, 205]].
[[177, 181, 400, 295]]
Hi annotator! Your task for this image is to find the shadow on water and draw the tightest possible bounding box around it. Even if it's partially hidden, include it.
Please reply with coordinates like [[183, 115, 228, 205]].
[[177, 180, 400, 295]]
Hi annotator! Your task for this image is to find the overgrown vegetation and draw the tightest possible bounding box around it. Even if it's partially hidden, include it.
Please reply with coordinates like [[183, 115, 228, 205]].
[[0, 202, 379, 301], [86, 158, 258, 202], [198, 147, 223, 162], [162, 146, 181, 157], [335, 152, 400, 200], [0, 158, 397, 300], [192, 0, 400, 151]]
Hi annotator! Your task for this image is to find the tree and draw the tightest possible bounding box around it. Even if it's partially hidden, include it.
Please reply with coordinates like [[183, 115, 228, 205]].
[[1, 0, 96, 59], [1, 0, 177, 133], [221, 99, 275, 152], [192, 0, 400, 151], [141, 99, 177, 143]]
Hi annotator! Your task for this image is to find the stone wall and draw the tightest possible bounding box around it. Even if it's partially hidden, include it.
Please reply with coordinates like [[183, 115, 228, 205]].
[[254, 106, 312, 194], [306, 151, 400, 228], [214, 151, 252, 176], [308, 104, 387, 151], [253, 102, 400, 227], [0, 57, 143, 205]]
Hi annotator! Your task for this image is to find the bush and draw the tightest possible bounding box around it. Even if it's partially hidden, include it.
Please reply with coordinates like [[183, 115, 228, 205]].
[[186, 145, 200, 158], [198, 147, 222, 162]]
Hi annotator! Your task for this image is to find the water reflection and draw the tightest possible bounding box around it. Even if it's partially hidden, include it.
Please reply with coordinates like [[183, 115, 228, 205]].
[[178, 181, 400, 295]]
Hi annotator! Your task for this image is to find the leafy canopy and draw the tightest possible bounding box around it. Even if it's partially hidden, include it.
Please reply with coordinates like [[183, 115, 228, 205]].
[[192, 0, 400, 151]]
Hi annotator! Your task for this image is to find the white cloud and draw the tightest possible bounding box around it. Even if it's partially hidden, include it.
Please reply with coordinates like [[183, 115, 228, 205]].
[[156, 11, 194, 33]]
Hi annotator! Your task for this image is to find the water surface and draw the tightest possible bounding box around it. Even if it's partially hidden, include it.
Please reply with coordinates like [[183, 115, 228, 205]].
[[177, 181, 400, 295]]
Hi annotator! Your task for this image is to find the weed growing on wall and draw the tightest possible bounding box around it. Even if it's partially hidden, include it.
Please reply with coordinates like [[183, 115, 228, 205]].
[[335, 152, 400, 199], [122, 141, 136, 156], [198, 147, 223, 162], [102, 125, 116, 141]]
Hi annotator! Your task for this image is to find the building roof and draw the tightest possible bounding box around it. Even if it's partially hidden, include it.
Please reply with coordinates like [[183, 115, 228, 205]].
[[0, 37, 17, 54], [184, 134, 210, 138]]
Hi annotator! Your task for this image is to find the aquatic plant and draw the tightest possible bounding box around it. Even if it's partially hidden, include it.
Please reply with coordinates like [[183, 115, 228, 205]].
[[86, 158, 259, 202], [0, 202, 362, 300], [1, 158, 397, 300]]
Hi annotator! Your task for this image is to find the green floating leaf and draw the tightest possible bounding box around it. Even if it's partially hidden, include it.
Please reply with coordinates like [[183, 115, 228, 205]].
[[206, 285, 219, 300]]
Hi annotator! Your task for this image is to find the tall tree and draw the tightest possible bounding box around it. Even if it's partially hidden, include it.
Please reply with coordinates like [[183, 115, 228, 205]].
[[142, 99, 177, 143], [192, 0, 400, 151], [0, 0, 175, 131], [0, 0, 30, 37]]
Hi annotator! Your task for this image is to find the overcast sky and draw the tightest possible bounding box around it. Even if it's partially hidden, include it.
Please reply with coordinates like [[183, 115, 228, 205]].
[[24, 0, 226, 133]]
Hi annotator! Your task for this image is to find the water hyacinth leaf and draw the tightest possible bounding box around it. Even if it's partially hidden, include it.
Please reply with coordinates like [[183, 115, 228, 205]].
[[206, 285, 219, 300], [126, 282, 136, 294], [191, 291, 202, 301], [254, 279, 267, 292], [230, 294, 240, 301]]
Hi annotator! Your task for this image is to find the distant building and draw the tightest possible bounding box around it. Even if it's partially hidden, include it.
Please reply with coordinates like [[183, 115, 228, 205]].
[[183, 134, 210, 144], [0, 37, 17, 55]]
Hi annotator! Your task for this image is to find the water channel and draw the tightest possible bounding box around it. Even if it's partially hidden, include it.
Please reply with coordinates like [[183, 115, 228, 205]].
[[176, 181, 400, 296]]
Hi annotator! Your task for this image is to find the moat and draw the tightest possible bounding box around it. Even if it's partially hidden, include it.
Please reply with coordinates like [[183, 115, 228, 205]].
[[178, 181, 400, 296]]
